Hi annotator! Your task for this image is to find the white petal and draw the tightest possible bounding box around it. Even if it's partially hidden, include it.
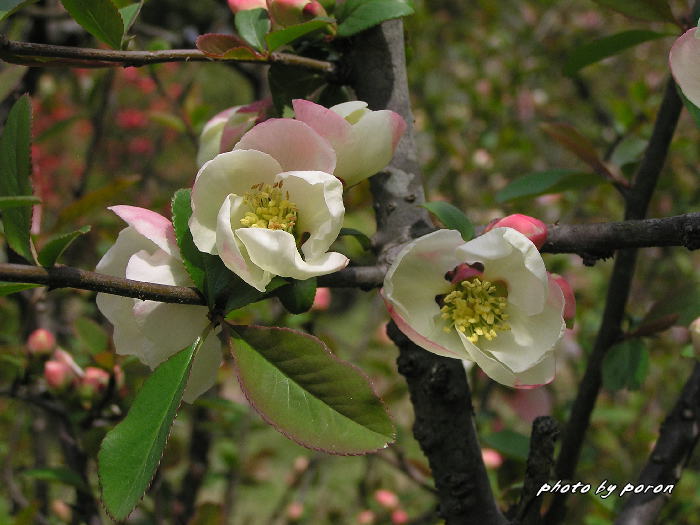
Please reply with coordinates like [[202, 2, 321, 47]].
[[670, 29, 700, 108], [190, 150, 283, 254], [197, 110, 230, 167], [125, 249, 193, 287], [235, 228, 348, 280], [330, 101, 369, 119], [109, 206, 179, 258], [183, 330, 222, 403], [275, 170, 344, 260], [96, 227, 155, 277], [216, 195, 272, 291]]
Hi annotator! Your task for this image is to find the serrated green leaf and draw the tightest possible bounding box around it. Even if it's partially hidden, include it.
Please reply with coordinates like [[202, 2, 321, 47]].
[[602, 339, 649, 392], [229, 324, 394, 454], [37, 225, 90, 267], [0, 282, 41, 296], [60, 0, 124, 50], [337, 0, 414, 38], [338, 227, 371, 251], [564, 30, 669, 76], [21, 467, 88, 493], [0, 64, 28, 102], [171, 189, 206, 292], [98, 337, 203, 521], [268, 64, 325, 115], [421, 201, 474, 241], [265, 19, 331, 51], [0, 195, 40, 209], [0, 0, 36, 21], [276, 277, 317, 314], [481, 430, 530, 461], [235, 8, 270, 52], [0, 95, 34, 262], [495, 169, 599, 203], [591, 0, 675, 23], [74, 317, 109, 354]]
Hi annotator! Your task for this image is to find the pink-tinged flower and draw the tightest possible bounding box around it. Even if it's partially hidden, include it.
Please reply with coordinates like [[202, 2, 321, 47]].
[[382, 229, 565, 388], [189, 147, 348, 291], [549, 273, 575, 323], [311, 286, 331, 310], [286, 502, 304, 520], [95, 206, 222, 402], [670, 28, 700, 108], [481, 448, 503, 469], [228, 0, 268, 14], [356, 510, 376, 525], [197, 100, 271, 167], [391, 509, 409, 524], [44, 360, 77, 390], [484, 214, 547, 250], [27, 328, 56, 355], [292, 99, 406, 186], [267, 0, 326, 27], [374, 489, 399, 510], [79, 366, 111, 397]]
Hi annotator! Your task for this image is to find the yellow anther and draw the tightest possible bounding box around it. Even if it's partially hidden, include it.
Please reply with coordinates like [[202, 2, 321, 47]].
[[440, 277, 510, 343], [240, 182, 298, 234]]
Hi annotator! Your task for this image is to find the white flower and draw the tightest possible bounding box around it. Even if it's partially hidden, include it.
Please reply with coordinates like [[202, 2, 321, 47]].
[[189, 132, 349, 291], [292, 99, 406, 186], [96, 206, 221, 402], [670, 28, 700, 107], [382, 228, 566, 388]]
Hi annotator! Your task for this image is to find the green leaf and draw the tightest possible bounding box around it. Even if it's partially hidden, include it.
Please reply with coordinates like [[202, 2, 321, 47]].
[[0, 0, 36, 21], [337, 0, 414, 38], [0, 282, 41, 296], [0, 95, 34, 262], [21, 467, 88, 493], [265, 19, 331, 51], [420, 201, 474, 241], [602, 339, 649, 392], [641, 280, 700, 327], [495, 169, 599, 203], [74, 317, 109, 354], [564, 30, 669, 76], [98, 338, 203, 521], [171, 189, 206, 292], [0, 195, 40, 209], [591, 0, 676, 23], [37, 225, 90, 267], [609, 136, 647, 167], [338, 227, 371, 251], [268, 64, 325, 115], [119, 1, 142, 37], [235, 8, 270, 52], [223, 276, 286, 314], [229, 324, 395, 454], [0, 64, 28, 102], [60, 0, 124, 50], [481, 430, 530, 461], [149, 111, 186, 133], [276, 277, 317, 314], [678, 87, 700, 131], [539, 122, 612, 180]]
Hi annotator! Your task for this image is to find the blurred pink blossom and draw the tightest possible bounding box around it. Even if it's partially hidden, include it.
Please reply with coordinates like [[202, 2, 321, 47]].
[[374, 489, 399, 509], [27, 328, 56, 355]]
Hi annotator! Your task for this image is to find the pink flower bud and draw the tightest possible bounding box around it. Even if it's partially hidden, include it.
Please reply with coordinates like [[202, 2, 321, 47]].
[[550, 273, 576, 323], [228, 0, 267, 13], [311, 287, 331, 311], [81, 367, 111, 396], [481, 448, 503, 469], [357, 510, 376, 525], [27, 328, 56, 355], [44, 360, 75, 390], [53, 349, 84, 378], [286, 502, 304, 520], [268, 0, 326, 26], [391, 509, 409, 524], [447, 263, 483, 284], [374, 489, 399, 510], [484, 214, 547, 249], [302, 1, 326, 18]]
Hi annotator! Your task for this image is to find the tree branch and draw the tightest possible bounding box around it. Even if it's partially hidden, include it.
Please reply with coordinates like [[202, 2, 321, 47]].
[[0, 35, 336, 73], [546, 76, 683, 524], [614, 363, 700, 525]]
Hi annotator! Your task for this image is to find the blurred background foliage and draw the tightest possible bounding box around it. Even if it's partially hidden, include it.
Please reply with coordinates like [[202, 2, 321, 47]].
[[0, 0, 699, 523]]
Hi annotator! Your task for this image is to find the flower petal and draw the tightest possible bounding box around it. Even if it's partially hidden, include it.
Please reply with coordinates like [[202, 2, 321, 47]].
[[216, 195, 272, 291], [183, 330, 222, 403], [330, 100, 368, 119], [292, 99, 352, 145], [234, 119, 336, 174], [197, 106, 239, 167], [190, 150, 283, 254], [275, 170, 344, 260], [109, 205, 179, 258], [96, 227, 156, 278], [235, 228, 348, 280], [125, 249, 193, 287], [670, 29, 700, 108]]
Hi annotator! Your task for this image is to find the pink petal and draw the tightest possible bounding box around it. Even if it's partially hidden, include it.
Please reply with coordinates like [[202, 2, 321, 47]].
[[670, 29, 700, 108], [292, 99, 352, 144], [389, 111, 407, 150], [234, 119, 336, 174], [109, 205, 179, 258]]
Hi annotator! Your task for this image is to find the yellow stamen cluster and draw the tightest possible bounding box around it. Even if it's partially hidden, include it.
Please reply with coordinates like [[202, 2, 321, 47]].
[[441, 277, 510, 343], [240, 182, 298, 234]]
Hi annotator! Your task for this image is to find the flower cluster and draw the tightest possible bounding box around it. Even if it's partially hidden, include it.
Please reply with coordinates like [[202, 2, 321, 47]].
[[96, 99, 406, 400], [383, 216, 575, 388]]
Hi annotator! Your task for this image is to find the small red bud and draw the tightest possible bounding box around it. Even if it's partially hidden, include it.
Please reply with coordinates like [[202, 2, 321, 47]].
[[311, 287, 331, 311], [485, 214, 547, 249], [374, 489, 399, 509], [44, 361, 75, 390], [391, 509, 409, 524], [228, 0, 267, 13], [27, 328, 56, 355], [81, 367, 111, 396], [481, 448, 504, 468], [302, 1, 326, 18]]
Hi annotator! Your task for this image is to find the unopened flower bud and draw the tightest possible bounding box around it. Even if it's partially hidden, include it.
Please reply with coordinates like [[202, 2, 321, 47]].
[[311, 287, 331, 311], [228, 0, 267, 13], [374, 489, 399, 509], [27, 328, 56, 355], [484, 214, 547, 249], [357, 510, 376, 525], [481, 448, 503, 469], [690, 318, 700, 357], [550, 273, 576, 324], [268, 0, 326, 26], [286, 501, 304, 520], [80, 367, 111, 397], [44, 360, 75, 391], [53, 349, 84, 378], [391, 509, 409, 524], [302, 1, 326, 18]]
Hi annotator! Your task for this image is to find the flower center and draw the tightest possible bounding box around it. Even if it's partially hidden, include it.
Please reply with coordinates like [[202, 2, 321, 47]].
[[440, 277, 510, 343], [239, 182, 298, 234]]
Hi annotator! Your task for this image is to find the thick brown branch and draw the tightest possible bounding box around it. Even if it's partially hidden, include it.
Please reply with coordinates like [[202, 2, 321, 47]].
[[615, 363, 700, 525], [0, 35, 335, 73]]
